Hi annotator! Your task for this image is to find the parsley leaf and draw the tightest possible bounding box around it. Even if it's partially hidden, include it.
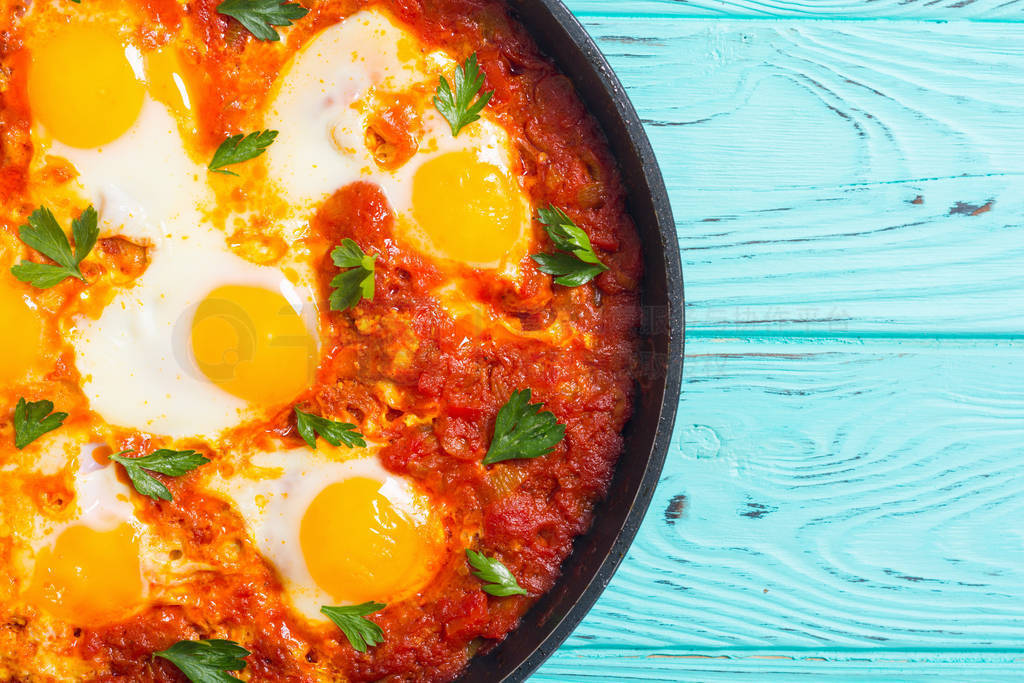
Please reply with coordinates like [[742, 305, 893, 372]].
[[483, 389, 565, 466], [321, 602, 385, 653], [466, 549, 528, 597], [110, 449, 210, 501], [433, 53, 494, 137], [208, 130, 278, 175], [329, 239, 376, 311], [216, 0, 308, 41], [154, 638, 250, 683], [13, 398, 68, 449], [294, 407, 366, 450], [10, 206, 99, 289], [530, 205, 608, 287]]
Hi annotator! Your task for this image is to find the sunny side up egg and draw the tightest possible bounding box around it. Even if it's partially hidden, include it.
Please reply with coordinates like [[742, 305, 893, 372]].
[[205, 446, 447, 620], [267, 9, 533, 275], [21, 13, 322, 439], [4, 436, 180, 628]]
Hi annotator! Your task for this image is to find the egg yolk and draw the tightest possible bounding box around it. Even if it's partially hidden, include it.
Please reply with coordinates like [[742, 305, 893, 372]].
[[411, 151, 525, 266], [191, 285, 317, 407], [145, 46, 194, 123], [0, 283, 43, 385], [28, 24, 145, 149], [25, 524, 142, 625], [300, 477, 440, 604]]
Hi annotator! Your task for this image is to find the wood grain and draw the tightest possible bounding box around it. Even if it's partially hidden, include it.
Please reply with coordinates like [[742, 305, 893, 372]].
[[580, 18, 1024, 336], [566, 0, 1024, 20], [537, 339, 1024, 676], [535, 650, 1024, 682]]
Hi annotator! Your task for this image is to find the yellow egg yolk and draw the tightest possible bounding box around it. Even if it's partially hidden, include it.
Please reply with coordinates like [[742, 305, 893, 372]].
[[191, 285, 317, 407], [28, 24, 145, 149], [145, 45, 195, 124], [411, 151, 525, 266], [300, 476, 441, 605], [25, 523, 142, 625], [0, 283, 42, 385]]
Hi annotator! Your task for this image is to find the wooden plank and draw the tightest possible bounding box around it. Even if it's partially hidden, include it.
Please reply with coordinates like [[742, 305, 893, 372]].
[[533, 338, 1024, 677], [583, 19, 1024, 335], [566, 0, 1024, 21], [535, 650, 1024, 681]]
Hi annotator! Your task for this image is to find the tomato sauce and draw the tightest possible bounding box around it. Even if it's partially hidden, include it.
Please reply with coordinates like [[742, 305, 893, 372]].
[[0, 0, 641, 679]]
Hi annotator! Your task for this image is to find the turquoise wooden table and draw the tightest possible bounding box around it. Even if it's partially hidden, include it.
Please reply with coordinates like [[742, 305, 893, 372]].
[[531, 1, 1024, 680]]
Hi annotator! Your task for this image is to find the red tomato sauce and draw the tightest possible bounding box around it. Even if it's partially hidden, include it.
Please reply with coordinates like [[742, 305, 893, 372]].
[[0, 0, 641, 680]]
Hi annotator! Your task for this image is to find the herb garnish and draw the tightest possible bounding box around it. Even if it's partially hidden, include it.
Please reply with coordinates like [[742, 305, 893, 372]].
[[216, 0, 308, 42], [329, 239, 376, 311], [321, 602, 386, 653], [109, 449, 209, 501], [209, 130, 278, 175], [466, 549, 528, 596], [483, 389, 564, 466], [433, 53, 493, 137], [11, 206, 98, 289], [294, 407, 366, 450], [530, 205, 608, 287], [154, 638, 250, 683], [13, 398, 68, 449]]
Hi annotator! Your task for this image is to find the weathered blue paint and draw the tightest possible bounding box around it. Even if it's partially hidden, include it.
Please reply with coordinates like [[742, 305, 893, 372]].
[[532, 3, 1024, 680]]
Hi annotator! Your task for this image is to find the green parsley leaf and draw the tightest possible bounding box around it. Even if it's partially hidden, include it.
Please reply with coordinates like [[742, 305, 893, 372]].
[[10, 206, 99, 289], [110, 449, 210, 501], [329, 239, 376, 311], [483, 389, 565, 466], [294, 407, 366, 450], [13, 398, 68, 449], [433, 53, 494, 137], [154, 638, 250, 683], [321, 602, 385, 653], [216, 0, 308, 41], [208, 130, 278, 175], [530, 205, 608, 287], [466, 549, 528, 597]]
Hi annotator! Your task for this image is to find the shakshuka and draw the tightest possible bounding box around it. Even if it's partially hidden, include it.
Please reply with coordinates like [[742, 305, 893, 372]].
[[0, 0, 642, 679]]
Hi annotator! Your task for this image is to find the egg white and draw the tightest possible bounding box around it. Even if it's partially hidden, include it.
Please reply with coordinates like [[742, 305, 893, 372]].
[[72, 237, 318, 439], [40, 70, 321, 439], [266, 8, 531, 271], [10, 441, 188, 609], [205, 446, 433, 621]]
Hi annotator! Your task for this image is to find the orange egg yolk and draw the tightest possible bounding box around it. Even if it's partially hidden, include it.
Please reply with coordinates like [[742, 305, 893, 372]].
[[300, 477, 441, 605], [28, 24, 145, 149], [0, 282, 43, 385], [190, 285, 317, 407], [25, 523, 142, 625], [411, 151, 525, 266]]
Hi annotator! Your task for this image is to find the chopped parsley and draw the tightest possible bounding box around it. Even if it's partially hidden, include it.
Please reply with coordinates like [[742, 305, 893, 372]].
[[321, 602, 386, 653], [216, 0, 308, 41], [329, 239, 377, 311], [208, 130, 278, 175], [483, 389, 565, 466], [13, 398, 68, 449], [294, 406, 366, 450], [530, 205, 608, 287], [433, 53, 493, 137], [154, 638, 250, 683], [466, 549, 528, 597], [109, 449, 210, 501], [11, 206, 99, 289]]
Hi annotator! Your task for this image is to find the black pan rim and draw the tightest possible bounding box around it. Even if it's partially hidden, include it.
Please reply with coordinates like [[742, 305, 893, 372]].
[[456, 1, 685, 681]]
